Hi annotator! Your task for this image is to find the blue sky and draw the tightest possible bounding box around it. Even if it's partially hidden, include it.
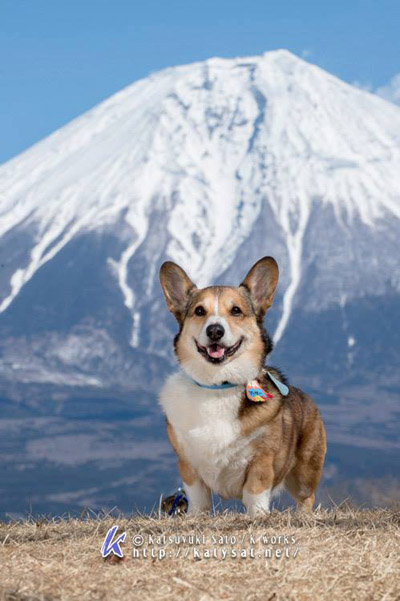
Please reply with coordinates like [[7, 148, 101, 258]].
[[1, 0, 400, 164]]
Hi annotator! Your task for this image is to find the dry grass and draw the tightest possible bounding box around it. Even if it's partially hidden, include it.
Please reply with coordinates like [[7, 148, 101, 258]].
[[1, 506, 399, 601]]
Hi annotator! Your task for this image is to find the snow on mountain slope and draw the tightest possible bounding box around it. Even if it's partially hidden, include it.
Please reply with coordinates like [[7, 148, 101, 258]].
[[1, 50, 400, 389]]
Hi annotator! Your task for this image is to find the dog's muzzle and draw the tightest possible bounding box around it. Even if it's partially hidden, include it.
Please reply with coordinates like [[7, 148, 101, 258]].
[[195, 337, 243, 364]]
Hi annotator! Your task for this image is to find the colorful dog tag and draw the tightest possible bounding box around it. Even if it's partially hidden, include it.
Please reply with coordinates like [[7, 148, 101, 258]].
[[246, 380, 273, 402]]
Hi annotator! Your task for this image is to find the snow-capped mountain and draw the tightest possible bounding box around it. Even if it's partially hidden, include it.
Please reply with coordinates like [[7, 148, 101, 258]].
[[1, 49, 400, 515], [1, 49, 400, 418]]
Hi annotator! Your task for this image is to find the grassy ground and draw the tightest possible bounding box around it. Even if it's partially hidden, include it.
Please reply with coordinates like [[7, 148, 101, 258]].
[[1, 507, 399, 601]]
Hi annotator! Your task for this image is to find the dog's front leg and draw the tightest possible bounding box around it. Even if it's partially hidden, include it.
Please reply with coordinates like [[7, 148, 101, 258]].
[[180, 466, 211, 515], [243, 453, 274, 517], [167, 420, 211, 514]]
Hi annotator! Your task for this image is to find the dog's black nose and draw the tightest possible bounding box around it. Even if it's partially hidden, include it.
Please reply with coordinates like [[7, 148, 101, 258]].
[[206, 323, 225, 341]]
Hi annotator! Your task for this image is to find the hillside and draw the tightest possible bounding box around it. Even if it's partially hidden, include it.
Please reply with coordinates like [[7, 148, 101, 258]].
[[1, 508, 399, 600]]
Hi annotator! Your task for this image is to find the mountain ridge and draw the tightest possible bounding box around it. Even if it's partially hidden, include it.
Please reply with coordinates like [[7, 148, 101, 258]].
[[1, 50, 399, 514], [1, 49, 400, 357]]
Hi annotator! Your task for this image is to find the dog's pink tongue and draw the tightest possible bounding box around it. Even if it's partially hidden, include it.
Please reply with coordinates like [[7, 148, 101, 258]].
[[207, 344, 225, 359]]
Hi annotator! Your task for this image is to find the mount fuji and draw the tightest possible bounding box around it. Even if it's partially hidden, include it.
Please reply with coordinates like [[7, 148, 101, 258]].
[[1, 50, 399, 515]]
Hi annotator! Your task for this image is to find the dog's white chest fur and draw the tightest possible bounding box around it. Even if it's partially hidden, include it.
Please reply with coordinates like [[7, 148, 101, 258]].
[[160, 372, 260, 498]]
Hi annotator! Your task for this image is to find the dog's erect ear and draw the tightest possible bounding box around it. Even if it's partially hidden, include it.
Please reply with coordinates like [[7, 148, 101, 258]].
[[240, 257, 279, 317], [159, 261, 196, 323]]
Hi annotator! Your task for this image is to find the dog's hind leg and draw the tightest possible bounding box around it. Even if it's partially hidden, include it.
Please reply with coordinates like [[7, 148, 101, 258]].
[[284, 470, 316, 512], [285, 418, 326, 512]]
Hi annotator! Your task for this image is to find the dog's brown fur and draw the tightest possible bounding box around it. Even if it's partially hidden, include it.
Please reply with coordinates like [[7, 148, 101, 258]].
[[160, 257, 327, 512], [240, 368, 326, 510], [167, 367, 326, 510]]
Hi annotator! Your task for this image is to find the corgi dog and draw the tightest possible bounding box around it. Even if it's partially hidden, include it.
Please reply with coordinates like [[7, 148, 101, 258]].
[[159, 257, 326, 516]]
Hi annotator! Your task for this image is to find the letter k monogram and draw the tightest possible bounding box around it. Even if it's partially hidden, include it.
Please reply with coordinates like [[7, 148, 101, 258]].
[[101, 525, 126, 558]]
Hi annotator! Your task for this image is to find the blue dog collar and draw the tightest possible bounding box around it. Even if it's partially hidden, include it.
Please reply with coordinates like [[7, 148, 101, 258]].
[[189, 371, 289, 396], [190, 378, 238, 390]]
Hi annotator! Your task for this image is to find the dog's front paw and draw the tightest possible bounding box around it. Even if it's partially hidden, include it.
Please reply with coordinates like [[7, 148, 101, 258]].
[[243, 489, 271, 516], [185, 481, 212, 515], [245, 506, 270, 518]]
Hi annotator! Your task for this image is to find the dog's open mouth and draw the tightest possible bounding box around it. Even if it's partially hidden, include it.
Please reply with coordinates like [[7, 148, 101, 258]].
[[195, 338, 243, 364]]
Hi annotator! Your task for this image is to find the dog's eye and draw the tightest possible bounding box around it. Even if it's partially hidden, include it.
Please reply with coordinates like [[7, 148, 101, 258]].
[[231, 306, 242, 316], [194, 305, 206, 316]]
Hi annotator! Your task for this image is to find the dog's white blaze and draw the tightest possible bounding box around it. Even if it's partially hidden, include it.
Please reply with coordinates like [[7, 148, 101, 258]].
[[160, 372, 265, 502], [214, 296, 219, 316], [242, 489, 272, 516]]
